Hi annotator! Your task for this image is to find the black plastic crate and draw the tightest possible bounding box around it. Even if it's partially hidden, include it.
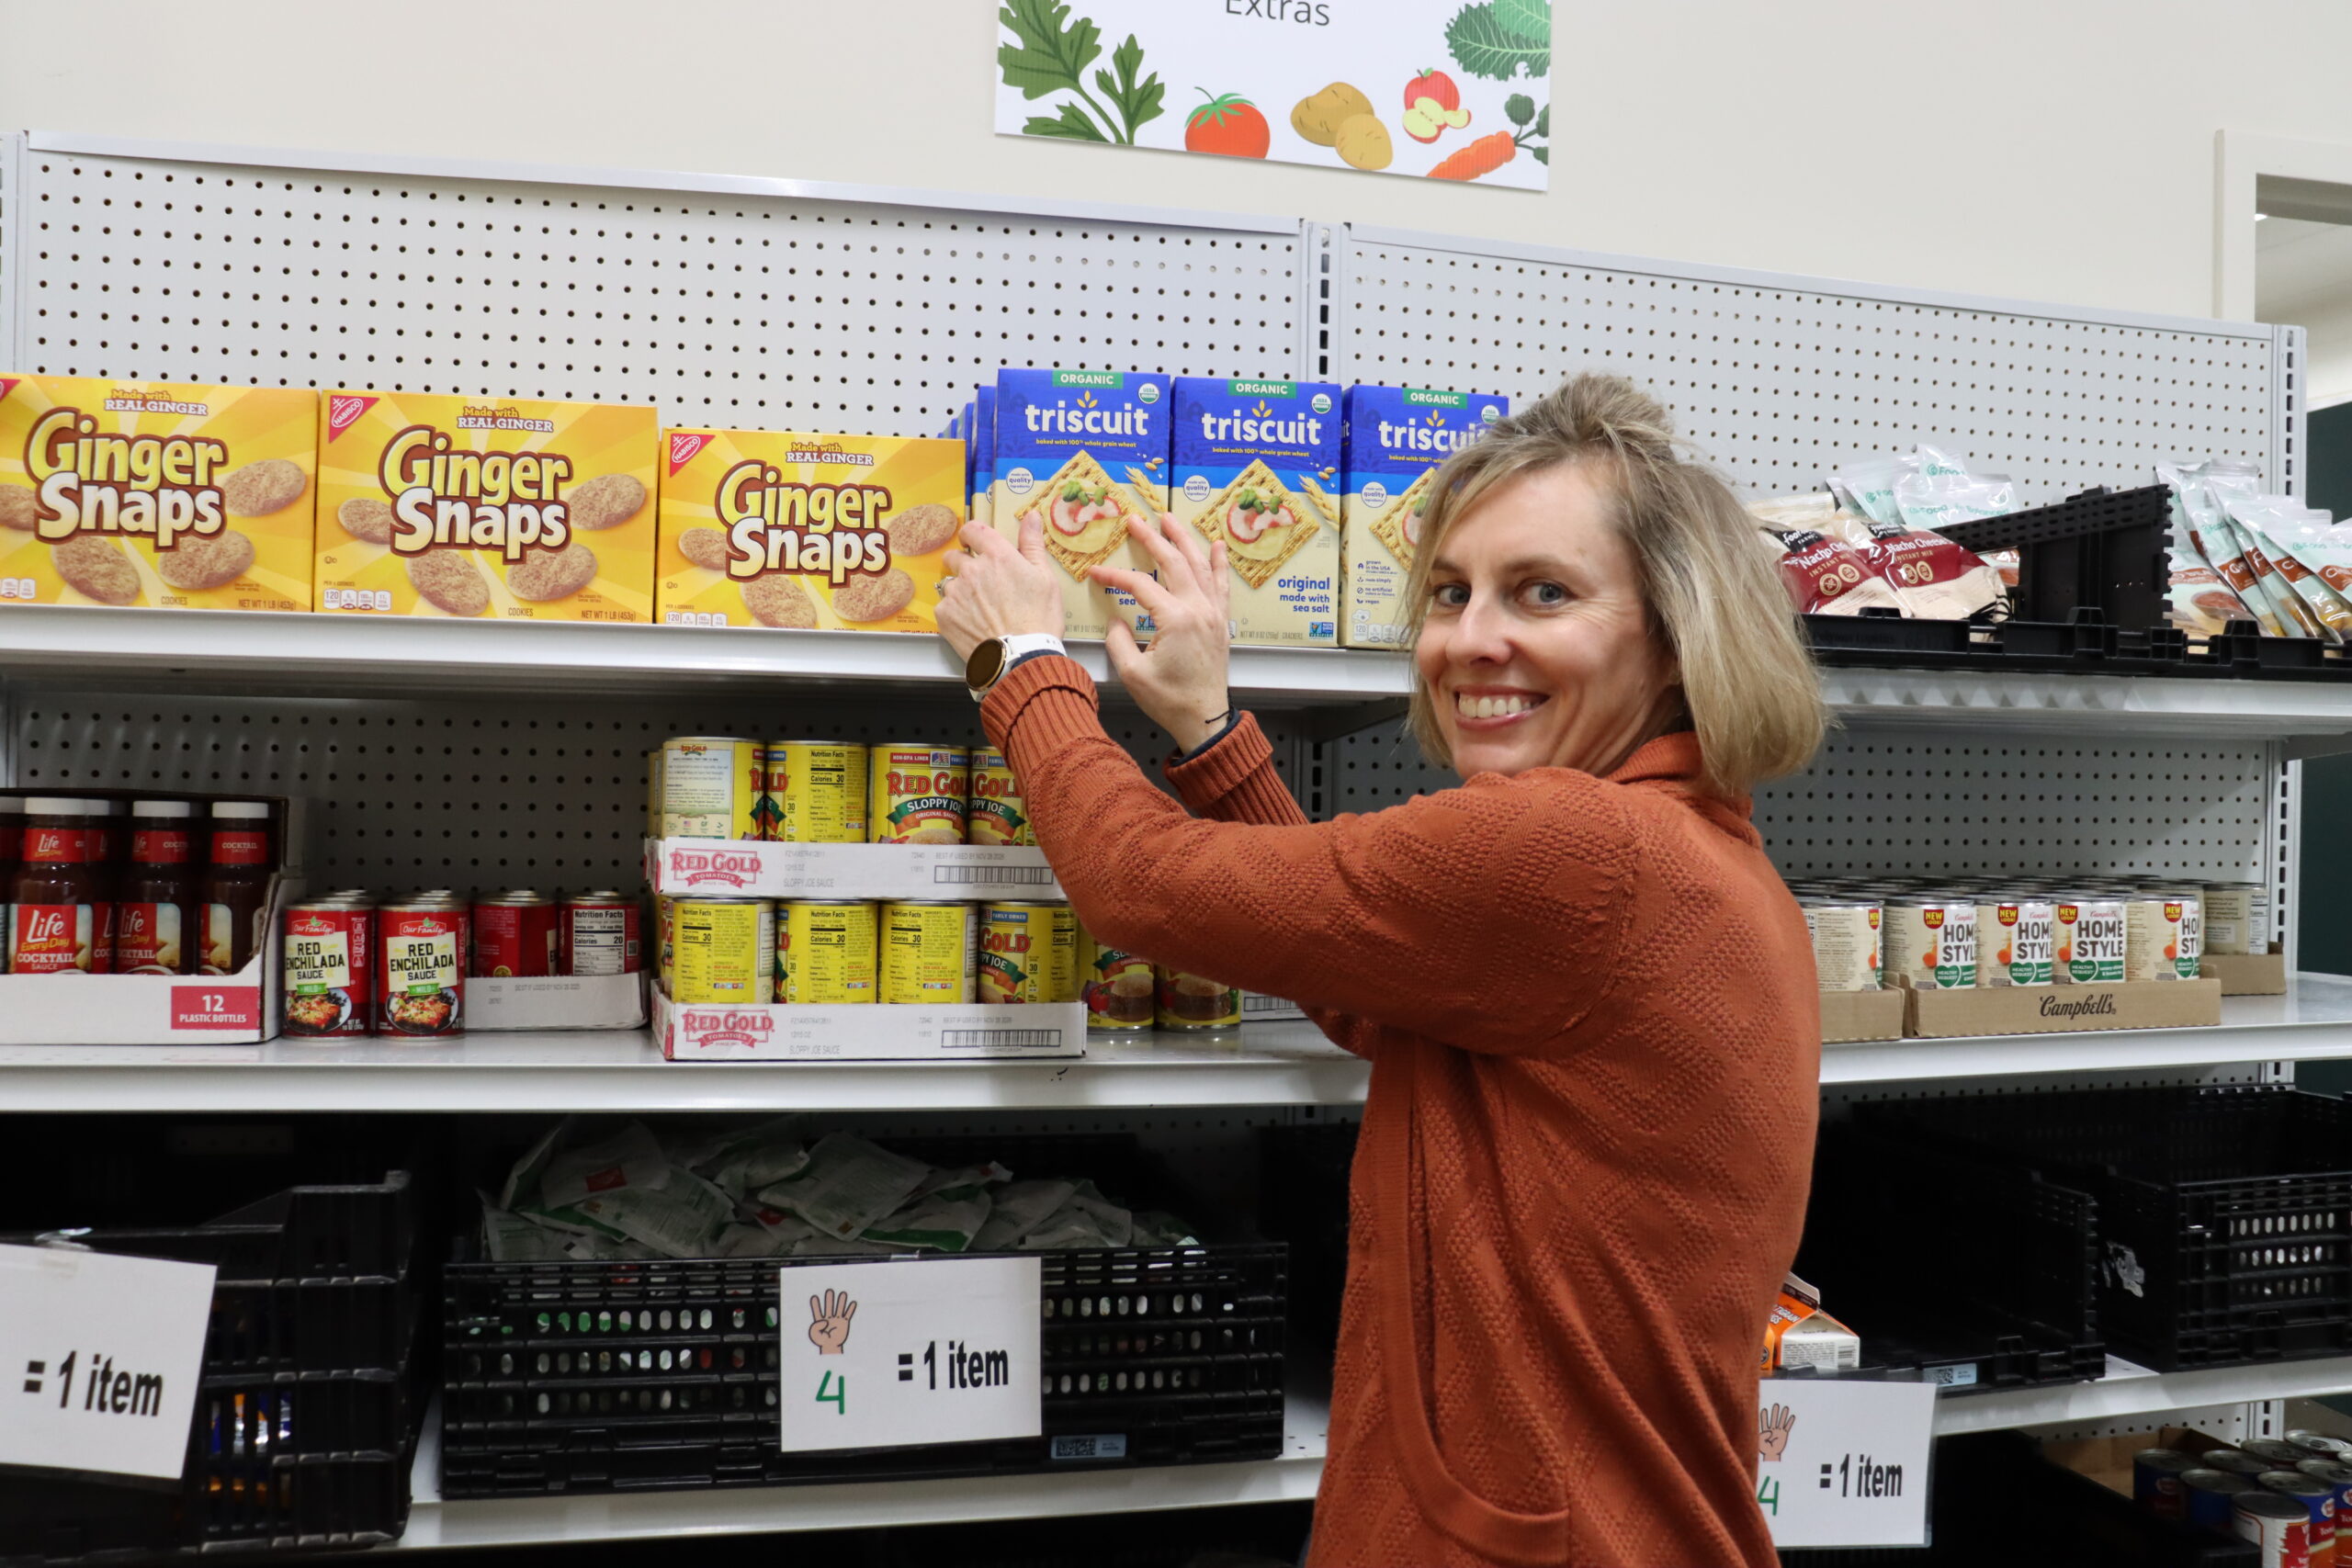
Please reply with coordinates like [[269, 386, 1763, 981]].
[[441, 1134, 1285, 1496], [1857, 1087, 2352, 1371], [1256, 1122, 1356, 1354]]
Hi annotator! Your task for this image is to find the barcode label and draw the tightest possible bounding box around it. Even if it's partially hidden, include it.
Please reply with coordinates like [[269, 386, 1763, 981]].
[[941, 1028, 1066, 1049], [1051, 1433, 1128, 1461], [1241, 992, 1299, 1014], [1922, 1364, 1977, 1388], [932, 864, 1056, 886]]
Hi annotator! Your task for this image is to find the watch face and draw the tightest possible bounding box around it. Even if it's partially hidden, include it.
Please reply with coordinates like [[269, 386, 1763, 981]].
[[967, 637, 1006, 691]]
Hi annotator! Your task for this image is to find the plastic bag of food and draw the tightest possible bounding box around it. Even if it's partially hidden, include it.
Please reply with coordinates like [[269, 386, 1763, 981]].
[[861, 1162, 1012, 1253], [1020, 1180, 1137, 1251], [1758, 528, 1910, 615], [1128, 1211, 1202, 1247], [539, 1121, 672, 1208], [1826, 456, 1904, 528], [1894, 470, 2018, 533], [696, 1119, 813, 1202], [2160, 460, 2263, 634], [754, 1131, 933, 1241], [2231, 498, 2352, 642], [482, 1200, 576, 1262], [575, 1168, 737, 1258], [970, 1179, 1080, 1251], [2223, 493, 2330, 638], [1850, 517, 2006, 620]]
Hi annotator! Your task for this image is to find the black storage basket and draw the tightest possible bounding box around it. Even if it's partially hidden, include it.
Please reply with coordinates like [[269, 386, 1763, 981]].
[[440, 1134, 1286, 1496], [1857, 1086, 2352, 1371]]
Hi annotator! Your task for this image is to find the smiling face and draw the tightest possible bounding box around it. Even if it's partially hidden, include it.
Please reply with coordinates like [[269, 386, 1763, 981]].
[[1414, 462, 1684, 780]]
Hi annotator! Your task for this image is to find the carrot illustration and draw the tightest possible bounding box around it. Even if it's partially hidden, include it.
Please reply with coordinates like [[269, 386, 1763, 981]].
[[1428, 130, 1521, 182]]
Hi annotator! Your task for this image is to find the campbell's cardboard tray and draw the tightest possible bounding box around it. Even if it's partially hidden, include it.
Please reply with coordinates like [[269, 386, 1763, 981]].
[[1900, 976, 2222, 1039], [1818, 987, 1905, 1043], [1241, 990, 1306, 1023], [2201, 948, 2288, 996], [646, 838, 1063, 901], [655, 984, 1084, 1063], [469, 971, 647, 1032]]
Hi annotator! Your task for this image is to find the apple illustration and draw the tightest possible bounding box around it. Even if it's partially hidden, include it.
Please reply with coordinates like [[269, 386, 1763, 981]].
[[1402, 68, 1473, 143]]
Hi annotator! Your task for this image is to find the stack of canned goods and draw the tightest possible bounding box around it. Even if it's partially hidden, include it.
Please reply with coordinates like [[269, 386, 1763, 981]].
[[650, 735, 1037, 848], [1789, 875, 2269, 991], [282, 888, 643, 1041]]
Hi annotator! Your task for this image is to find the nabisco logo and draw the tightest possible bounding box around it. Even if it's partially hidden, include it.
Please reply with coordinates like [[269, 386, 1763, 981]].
[[668, 846, 763, 887], [669, 431, 716, 475], [683, 1008, 775, 1049], [327, 394, 379, 439]]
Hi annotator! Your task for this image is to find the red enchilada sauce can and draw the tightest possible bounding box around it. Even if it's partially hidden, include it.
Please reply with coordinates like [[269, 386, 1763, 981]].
[[284, 897, 377, 1039], [379, 895, 465, 1038]]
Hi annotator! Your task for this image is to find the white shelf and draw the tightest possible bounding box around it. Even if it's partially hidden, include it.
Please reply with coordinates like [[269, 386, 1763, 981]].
[[393, 1386, 1329, 1550], [1934, 1354, 2352, 1437]]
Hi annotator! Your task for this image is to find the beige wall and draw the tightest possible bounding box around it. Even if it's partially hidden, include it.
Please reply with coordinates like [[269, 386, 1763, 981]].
[[5, 0, 2352, 322]]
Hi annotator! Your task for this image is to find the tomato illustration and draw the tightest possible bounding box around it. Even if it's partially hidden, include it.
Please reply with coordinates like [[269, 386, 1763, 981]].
[[1186, 91, 1271, 159], [1404, 67, 1461, 112]]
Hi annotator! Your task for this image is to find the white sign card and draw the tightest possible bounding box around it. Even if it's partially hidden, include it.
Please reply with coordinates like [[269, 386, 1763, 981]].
[[996, 0, 1552, 190], [778, 1256, 1043, 1453], [0, 1244, 218, 1481], [1757, 1379, 1937, 1549]]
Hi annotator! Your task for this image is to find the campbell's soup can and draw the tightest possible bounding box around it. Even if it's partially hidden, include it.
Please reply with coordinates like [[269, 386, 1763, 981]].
[[2204, 882, 2272, 956], [1079, 924, 1156, 1031], [2299, 1463, 2352, 1543], [978, 901, 1076, 1004], [777, 900, 878, 1004], [2054, 894, 2127, 984], [1800, 899, 1882, 991], [880, 900, 976, 1003], [561, 891, 643, 976], [2185, 1471, 2262, 1531], [2120, 894, 2187, 983], [2236, 1488, 2314, 1566], [282, 899, 375, 1039], [967, 747, 1035, 847], [1884, 900, 1976, 989], [869, 744, 968, 845], [2151, 887, 2205, 981], [761, 739, 868, 844], [2135, 1449, 2202, 1521], [2259, 1472, 2335, 1563], [2293, 1434, 2352, 1463], [672, 897, 775, 1003], [2212, 1450, 2280, 1480], [1976, 897, 2055, 987], [472, 891, 557, 977], [379, 897, 465, 1038], [660, 736, 763, 840], [1157, 966, 1241, 1030]]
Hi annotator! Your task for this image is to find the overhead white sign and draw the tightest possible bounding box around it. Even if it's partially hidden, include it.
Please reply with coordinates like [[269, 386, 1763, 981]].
[[778, 1256, 1043, 1453], [996, 0, 1552, 190], [1757, 1379, 1937, 1549], [0, 1244, 217, 1481]]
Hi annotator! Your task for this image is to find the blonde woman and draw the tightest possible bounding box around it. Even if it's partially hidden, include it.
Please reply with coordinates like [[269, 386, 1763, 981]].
[[939, 374, 1825, 1567]]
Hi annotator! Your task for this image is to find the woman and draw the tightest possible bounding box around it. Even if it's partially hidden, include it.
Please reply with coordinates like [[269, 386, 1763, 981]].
[[939, 374, 1826, 1568]]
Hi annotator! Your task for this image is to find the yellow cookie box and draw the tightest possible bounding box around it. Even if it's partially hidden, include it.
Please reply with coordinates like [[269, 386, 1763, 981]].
[[0, 375, 318, 612], [655, 429, 966, 634], [315, 389, 659, 621]]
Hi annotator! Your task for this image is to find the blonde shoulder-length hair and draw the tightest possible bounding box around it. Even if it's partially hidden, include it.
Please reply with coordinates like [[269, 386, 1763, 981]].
[[1400, 373, 1826, 797]]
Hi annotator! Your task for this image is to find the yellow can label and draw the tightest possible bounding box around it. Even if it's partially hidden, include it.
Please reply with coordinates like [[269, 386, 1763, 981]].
[[778, 900, 877, 1004], [967, 748, 1034, 847], [762, 740, 869, 843], [1156, 966, 1240, 1029], [661, 737, 762, 840], [671, 898, 774, 1002], [880, 901, 975, 1003], [978, 902, 1076, 1004], [1079, 928, 1156, 1030], [655, 894, 676, 991], [869, 744, 968, 845]]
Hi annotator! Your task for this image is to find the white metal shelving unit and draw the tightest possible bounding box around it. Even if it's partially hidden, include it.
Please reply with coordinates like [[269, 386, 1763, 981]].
[[0, 131, 2343, 1547]]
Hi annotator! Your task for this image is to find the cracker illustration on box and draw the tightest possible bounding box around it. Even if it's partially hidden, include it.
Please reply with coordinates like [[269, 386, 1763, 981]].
[[1363, 466, 1439, 572], [1340, 385, 1509, 648], [314, 389, 658, 621], [1170, 378, 1342, 646], [991, 369, 1170, 639], [0, 375, 318, 612], [1023, 450, 1149, 581], [655, 428, 966, 633]]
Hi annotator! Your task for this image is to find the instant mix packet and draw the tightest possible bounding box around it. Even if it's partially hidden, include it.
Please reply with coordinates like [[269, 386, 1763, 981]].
[[315, 389, 659, 620], [1169, 376, 1342, 647], [656, 428, 966, 633], [0, 375, 318, 611], [990, 368, 1170, 639], [1340, 384, 1510, 648]]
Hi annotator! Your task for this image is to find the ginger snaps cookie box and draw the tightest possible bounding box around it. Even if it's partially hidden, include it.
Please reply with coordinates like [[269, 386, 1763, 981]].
[[0, 375, 318, 611], [314, 390, 658, 621], [654, 429, 966, 633], [1340, 384, 1508, 649], [1170, 377, 1342, 648], [990, 368, 1170, 639]]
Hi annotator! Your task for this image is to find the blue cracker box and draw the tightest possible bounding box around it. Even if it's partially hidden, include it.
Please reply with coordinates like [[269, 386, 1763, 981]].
[[990, 368, 1170, 638], [968, 385, 995, 528], [1340, 384, 1509, 648], [1169, 377, 1343, 648]]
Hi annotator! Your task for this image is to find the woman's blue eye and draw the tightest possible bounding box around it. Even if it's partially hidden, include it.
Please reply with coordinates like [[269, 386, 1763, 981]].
[[1432, 582, 1470, 607], [1528, 581, 1567, 605]]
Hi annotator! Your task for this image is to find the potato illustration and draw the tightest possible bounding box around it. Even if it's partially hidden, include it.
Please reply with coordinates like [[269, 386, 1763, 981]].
[[1292, 82, 1374, 148], [1334, 114, 1394, 172]]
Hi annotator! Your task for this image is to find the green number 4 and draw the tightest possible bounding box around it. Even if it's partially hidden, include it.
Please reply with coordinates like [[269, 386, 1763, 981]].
[[1756, 1476, 1780, 1517], [816, 1370, 846, 1414]]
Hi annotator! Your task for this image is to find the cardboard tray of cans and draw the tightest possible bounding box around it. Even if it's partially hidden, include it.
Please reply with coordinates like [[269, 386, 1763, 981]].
[[1899, 976, 2224, 1039], [468, 972, 648, 1032], [2202, 948, 2288, 996], [646, 838, 1064, 902], [653, 984, 1084, 1063]]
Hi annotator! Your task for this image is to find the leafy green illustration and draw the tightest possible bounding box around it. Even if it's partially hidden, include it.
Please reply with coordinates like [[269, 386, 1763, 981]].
[[1535, 103, 1549, 138], [1445, 0, 1551, 81], [1504, 93, 1535, 128], [1494, 0, 1552, 46], [1001, 1, 1161, 145], [1532, 146, 1549, 164]]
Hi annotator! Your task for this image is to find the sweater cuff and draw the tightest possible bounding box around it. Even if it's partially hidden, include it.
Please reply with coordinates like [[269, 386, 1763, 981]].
[[979, 652, 1102, 756], [1164, 713, 1274, 812]]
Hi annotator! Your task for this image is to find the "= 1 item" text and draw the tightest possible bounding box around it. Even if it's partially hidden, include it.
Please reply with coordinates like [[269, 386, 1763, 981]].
[[1821, 1452, 1904, 1497], [899, 1339, 1011, 1390], [22, 1352, 166, 1417]]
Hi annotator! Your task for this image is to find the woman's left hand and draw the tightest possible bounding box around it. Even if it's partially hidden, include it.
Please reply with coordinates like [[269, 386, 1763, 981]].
[[936, 513, 1065, 661]]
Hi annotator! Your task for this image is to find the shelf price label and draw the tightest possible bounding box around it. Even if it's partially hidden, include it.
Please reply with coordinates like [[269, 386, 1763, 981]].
[[0, 1244, 216, 1480], [1756, 1379, 1936, 1549], [778, 1255, 1042, 1454]]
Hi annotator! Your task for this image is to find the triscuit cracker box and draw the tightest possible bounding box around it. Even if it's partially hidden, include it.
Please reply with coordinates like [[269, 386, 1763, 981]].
[[969, 385, 996, 529], [991, 369, 1170, 639], [1341, 384, 1509, 649], [1170, 378, 1342, 648], [655, 429, 966, 633], [0, 376, 317, 612], [315, 390, 658, 621]]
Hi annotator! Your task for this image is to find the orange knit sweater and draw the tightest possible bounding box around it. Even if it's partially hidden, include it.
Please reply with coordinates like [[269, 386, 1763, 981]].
[[982, 656, 1820, 1568]]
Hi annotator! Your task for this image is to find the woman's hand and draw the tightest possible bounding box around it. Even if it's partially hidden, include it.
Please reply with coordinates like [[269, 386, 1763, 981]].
[[936, 513, 1065, 662], [1091, 514, 1233, 753]]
